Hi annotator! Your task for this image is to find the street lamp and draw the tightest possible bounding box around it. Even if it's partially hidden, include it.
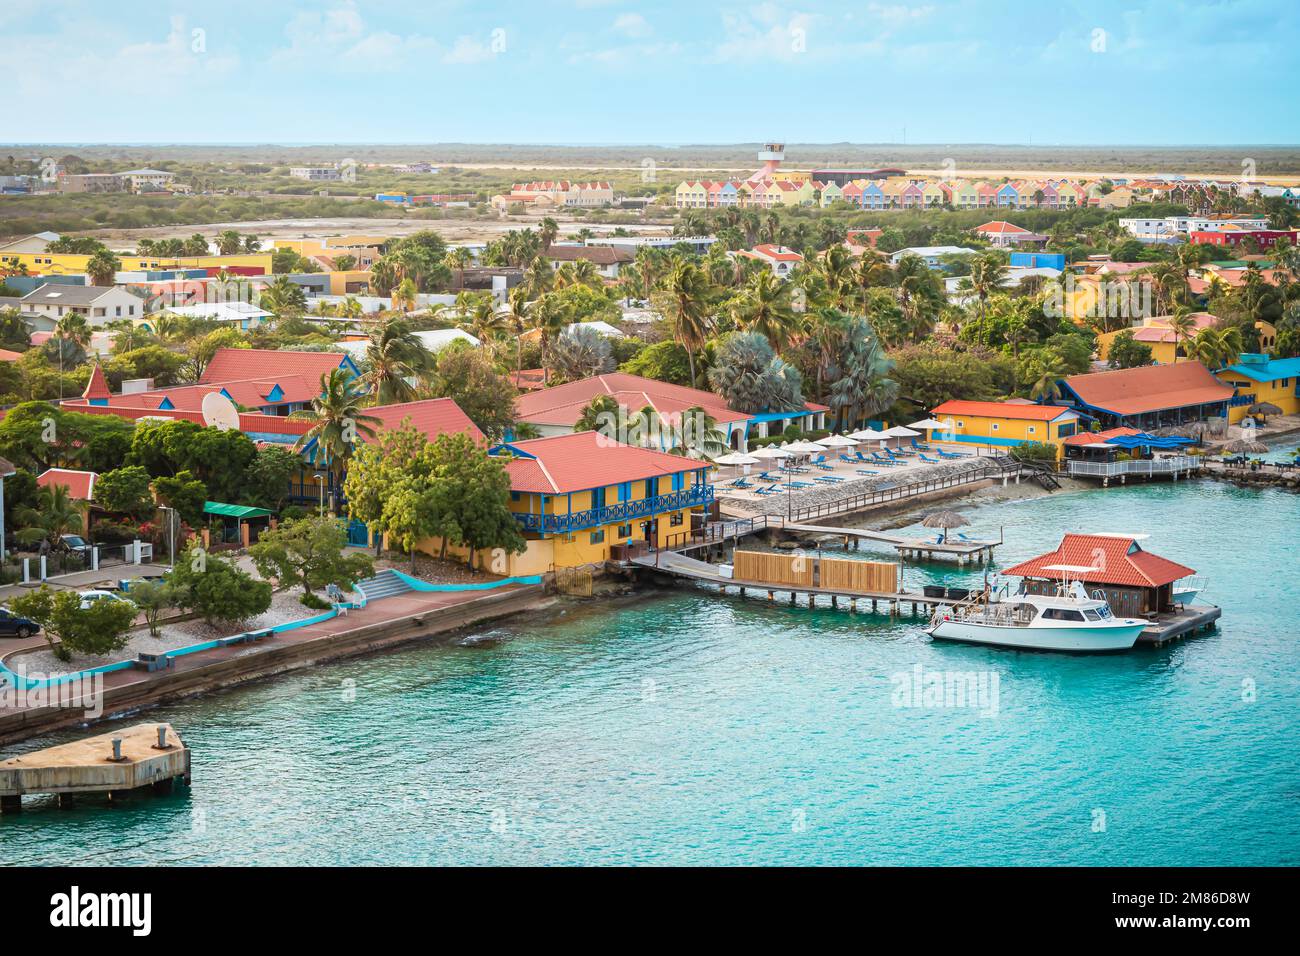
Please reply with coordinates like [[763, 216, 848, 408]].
[[313, 472, 326, 517]]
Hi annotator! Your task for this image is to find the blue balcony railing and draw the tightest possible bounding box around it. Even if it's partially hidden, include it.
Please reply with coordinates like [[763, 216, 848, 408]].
[[513, 484, 714, 534]]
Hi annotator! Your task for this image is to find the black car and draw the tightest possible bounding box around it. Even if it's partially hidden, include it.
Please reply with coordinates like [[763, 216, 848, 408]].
[[0, 607, 39, 639]]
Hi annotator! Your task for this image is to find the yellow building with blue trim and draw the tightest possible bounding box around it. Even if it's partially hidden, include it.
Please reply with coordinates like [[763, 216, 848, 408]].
[[492, 431, 714, 570], [930, 400, 1081, 459], [1215, 354, 1300, 423]]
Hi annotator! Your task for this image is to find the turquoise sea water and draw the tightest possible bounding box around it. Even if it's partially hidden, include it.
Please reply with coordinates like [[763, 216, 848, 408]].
[[2, 480, 1297, 866]]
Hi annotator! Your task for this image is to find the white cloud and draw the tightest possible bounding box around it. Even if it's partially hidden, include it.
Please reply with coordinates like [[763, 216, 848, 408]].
[[613, 13, 652, 39]]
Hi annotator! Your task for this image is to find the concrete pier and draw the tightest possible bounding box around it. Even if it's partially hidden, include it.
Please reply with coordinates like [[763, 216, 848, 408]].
[[0, 723, 190, 812]]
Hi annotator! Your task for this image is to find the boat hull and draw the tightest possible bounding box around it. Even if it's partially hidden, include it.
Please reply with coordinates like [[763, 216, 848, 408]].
[[926, 619, 1145, 652]]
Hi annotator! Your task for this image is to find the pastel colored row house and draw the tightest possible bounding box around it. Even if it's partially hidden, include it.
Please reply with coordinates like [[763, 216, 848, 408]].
[[929, 400, 1080, 459]]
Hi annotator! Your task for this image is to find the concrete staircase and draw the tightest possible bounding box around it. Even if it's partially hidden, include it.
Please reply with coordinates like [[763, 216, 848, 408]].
[[355, 569, 414, 603]]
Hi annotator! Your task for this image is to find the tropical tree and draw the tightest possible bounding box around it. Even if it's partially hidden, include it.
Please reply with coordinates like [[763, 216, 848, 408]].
[[655, 261, 714, 388], [1166, 308, 1199, 363], [216, 230, 243, 255], [827, 317, 899, 431], [361, 318, 430, 404], [85, 249, 121, 286], [961, 251, 1009, 322], [548, 325, 615, 383], [293, 369, 380, 511], [258, 275, 307, 319], [706, 331, 804, 414], [14, 484, 85, 549], [730, 270, 797, 350]]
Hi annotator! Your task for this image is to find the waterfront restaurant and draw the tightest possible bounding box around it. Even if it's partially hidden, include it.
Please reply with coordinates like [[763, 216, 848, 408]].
[[491, 431, 714, 569], [1001, 533, 1196, 617], [1055, 362, 1233, 431]]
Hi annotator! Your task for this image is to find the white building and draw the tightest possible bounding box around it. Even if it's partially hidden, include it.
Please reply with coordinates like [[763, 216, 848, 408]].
[[19, 284, 146, 326], [289, 167, 342, 181], [117, 168, 176, 192], [890, 246, 978, 269]]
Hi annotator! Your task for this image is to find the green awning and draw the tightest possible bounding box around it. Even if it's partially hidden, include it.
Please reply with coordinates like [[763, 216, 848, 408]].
[[203, 501, 274, 520]]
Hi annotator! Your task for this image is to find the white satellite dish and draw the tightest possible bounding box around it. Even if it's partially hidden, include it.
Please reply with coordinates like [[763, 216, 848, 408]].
[[201, 391, 241, 432]]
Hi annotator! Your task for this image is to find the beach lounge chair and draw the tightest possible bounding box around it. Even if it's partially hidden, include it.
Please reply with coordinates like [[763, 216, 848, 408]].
[[855, 469, 880, 476], [854, 451, 872, 462], [910, 438, 933, 452], [811, 454, 827, 464], [814, 475, 844, 484], [840, 454, 858, 464], [758, 471, 779, 482], [918, 454, 941, 464], [814, 461, 834, 471]]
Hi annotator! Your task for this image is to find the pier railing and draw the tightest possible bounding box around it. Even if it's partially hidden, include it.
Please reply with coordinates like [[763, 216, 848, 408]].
[[786, 463, 1005, 521], [664, 515, 770, 553], [1066, 456, 1201, 479]]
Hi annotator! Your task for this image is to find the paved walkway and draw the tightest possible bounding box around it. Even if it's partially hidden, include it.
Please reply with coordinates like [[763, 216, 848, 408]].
[[0, 584, 533, 719]]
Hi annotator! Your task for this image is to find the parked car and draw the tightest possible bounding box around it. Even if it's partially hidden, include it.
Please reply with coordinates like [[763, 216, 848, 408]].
[[60, 534, 93, 558], [0, 607, 39, 638], [77, 589, 136, 611]]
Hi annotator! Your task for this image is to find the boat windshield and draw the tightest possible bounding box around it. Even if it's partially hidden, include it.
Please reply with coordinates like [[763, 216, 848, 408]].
[[1082, 608, 1103, 621], [1039, 607, 1087, 622]]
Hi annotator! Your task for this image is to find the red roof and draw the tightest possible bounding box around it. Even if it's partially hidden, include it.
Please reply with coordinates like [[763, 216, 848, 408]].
[[747, 244, 804, 262], [0, 348, 22, 362], [36, 468, 97, 501], [975, 221, 1030, 235], [1002, 533, 1194, 588], [510, 368, 547, 391], [200, 348, 350, 387], [516, 372, 751, 428], [1063, 362, 1233, 417], [498, 431, 700, 494], [82, 363, 111, 401], [364, 398, 484, 444], [931, 400, 1077, 422]]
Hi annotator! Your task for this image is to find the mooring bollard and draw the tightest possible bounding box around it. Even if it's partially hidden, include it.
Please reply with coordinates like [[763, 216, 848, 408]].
[[153, 726, 169, 750], [110, 738, 124, 762]]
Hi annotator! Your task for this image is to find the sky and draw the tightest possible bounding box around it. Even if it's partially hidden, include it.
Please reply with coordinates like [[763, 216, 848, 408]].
[[3, 0, 1298, 145]]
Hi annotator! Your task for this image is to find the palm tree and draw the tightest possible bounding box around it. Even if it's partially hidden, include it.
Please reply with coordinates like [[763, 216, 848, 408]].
[[963, 252, 1008, 321], [14, 484, 86, 551], [361, 319, 430, 404], [657, 261, 714, 388], [548, 325, 615, 383], [731, 270, 797, 349], [293, 369, 381, 513], [444, 247, 472, 289], [85, 249, 121, 286], [1028, 353, 1068, 402], [392, 277, 418, 312], [828, 317, 898, 431], [528, 293, 567, 384], [1166, 308, 1198, 363], [539, 217, 559, 252], [216, 230, 243, 255], [461, 296, 508, 343], [340, 296, 364, 320], [54, 312, 92, 353], [570, 257, 601, 288], [503, 285, 531, 375], [524, 257, 553, 298], [258, 275, 307, 319]]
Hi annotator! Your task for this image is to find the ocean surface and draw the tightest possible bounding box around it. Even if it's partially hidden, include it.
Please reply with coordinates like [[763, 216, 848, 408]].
[[2, 479, 1297, 866]]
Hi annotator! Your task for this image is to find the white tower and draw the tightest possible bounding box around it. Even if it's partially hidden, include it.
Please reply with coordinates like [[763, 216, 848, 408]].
[[750, 142, 786, 182]]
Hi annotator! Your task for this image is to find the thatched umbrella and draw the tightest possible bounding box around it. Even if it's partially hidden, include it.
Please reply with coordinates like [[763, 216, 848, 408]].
[[1247, 402, 1283, 422], [1221, 437, 1270, 455], [921, 509, 970, 544]]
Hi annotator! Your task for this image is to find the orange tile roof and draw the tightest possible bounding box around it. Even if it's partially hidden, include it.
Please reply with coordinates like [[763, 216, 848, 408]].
[[1061, 427, 1141, 447], [1062, 362, 1233, 416], [200, 348, 351, 387], [364, 398, 484, 444], [974, 221, 1030, 235], [0, 348, 23, 362], [1002, 533, 1194, 588], [497, 431, 701, 495], [515, 372, 751, 428], [931, 400, 1076, 422], [36, 468, 97, 501], [82, 363, 111, 401]]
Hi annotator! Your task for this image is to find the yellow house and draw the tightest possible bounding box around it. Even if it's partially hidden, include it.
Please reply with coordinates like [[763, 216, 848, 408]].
[[1215, 354, 1300, 424], [920, 181, 946, 207], [930, 400, 1081, 459], [0, 251, 274, 276], [490, 431, 714, 570], [1096, 312, 1218, 365]]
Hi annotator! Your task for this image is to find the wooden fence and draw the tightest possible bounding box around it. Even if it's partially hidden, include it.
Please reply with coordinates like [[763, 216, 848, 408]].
[[733, 550, 814, 588], [819, 557, 899, 594]]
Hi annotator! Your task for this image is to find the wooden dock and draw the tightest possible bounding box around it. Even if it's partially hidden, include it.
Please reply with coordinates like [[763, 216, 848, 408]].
[[633, 551, 967, 615], [1138, 604, 1222, 645], [0, 722, 189, 812], [774, 518, 1002, 564]]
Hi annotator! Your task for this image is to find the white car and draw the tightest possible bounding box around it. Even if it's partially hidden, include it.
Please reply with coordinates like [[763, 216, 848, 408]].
[[78, 590, 136, 611]]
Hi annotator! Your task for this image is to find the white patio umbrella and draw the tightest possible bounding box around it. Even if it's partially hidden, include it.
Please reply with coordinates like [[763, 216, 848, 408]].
[[883, 425, 921, 437], [712, 452, 760, 466], [749, 445, 792, 459], [816, 434, 858, 448], [784, 440, 826, 454], [849, 428, 888, 441], [908, 418, 949, 431]]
